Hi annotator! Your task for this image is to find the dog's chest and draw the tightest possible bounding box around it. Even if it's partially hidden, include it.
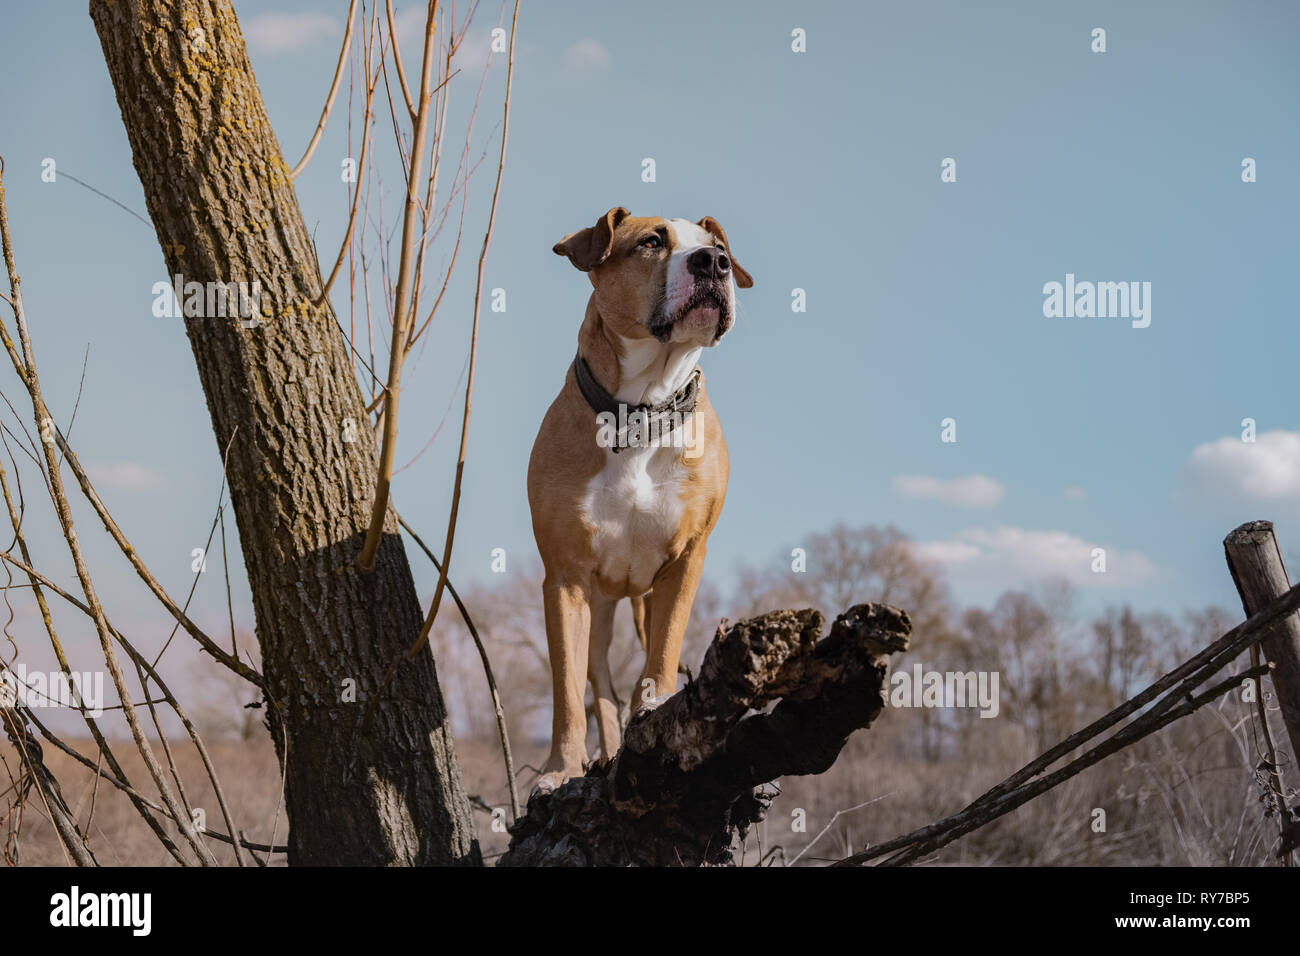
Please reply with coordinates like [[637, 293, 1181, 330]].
[[580, 443, 687, 595]]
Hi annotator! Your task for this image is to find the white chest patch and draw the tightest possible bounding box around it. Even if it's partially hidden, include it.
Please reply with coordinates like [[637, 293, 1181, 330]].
[[581, 441, 687, 595]]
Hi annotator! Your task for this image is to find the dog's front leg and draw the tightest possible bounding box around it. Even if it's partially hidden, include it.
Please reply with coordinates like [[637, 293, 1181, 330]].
[[634, 543, 707, 712], [630, 592, 651, 653], [586, 590, 622, 759], [537, 572, 592, 793]]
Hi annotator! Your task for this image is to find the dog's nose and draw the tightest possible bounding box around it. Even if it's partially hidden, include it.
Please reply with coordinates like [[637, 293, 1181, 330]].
[[687, 246, 730, 281]]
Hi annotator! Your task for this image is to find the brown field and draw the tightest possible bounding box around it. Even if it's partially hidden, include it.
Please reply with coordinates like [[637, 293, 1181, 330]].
[[3, 698, 1280, 867], [3, 527, 1289, 866], [3, 734, 524, 866]]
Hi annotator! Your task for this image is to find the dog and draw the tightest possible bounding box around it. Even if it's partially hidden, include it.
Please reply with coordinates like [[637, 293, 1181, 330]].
[[527, 207, 752, 793]]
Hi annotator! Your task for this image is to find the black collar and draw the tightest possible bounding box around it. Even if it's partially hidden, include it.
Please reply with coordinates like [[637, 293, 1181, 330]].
[[572, 352, 700, 453]]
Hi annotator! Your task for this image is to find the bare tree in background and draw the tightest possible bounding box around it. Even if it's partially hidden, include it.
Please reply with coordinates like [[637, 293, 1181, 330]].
[[736, 524, 960, 760]]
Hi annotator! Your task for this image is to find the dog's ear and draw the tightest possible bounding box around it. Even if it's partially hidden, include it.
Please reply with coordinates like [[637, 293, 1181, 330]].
[[697, 216, 753, 289], [553, 207, 630, 272]]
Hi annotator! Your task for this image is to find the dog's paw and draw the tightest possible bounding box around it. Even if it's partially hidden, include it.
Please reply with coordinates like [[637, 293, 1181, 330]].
[[629, 693, 673, 718], [530, 770, 571, 797]]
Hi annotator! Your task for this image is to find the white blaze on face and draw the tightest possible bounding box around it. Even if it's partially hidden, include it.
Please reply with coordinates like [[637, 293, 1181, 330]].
[[665, 218, 735, 342]]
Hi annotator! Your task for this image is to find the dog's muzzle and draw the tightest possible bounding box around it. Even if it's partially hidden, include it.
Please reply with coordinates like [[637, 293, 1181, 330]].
[[650, 279, 734, 343]]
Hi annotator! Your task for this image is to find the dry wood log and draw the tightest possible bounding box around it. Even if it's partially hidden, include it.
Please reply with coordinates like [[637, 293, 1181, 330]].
[[500, 603, 910, 867], [1224, 521, 1300, 768]]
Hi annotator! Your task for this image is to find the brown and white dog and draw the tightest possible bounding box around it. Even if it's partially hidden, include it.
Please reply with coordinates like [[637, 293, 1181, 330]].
[[527, 207, 752, 793]]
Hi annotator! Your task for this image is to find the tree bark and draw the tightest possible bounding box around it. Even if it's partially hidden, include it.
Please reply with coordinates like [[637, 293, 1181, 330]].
[[90, 0, 480, 865], [501, 603, 911, 866]]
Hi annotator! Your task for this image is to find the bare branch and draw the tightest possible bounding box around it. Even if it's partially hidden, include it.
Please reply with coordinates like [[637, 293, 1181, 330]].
[[876, 662, 1271, 867], [406, 0, 519, 655], [1, 707, 96, 865], [52, 423, 264, 689], [361, 0, 519, 730], [835, 579, 1300, 866], [289, 0, 360, 179], [385, 0, 420, 120], [0, 164, 217, 865], [317, 19, 383, 303], [0, 454, 186, 863], [357, 2, 443, 571], [397, 511, 519, 820]]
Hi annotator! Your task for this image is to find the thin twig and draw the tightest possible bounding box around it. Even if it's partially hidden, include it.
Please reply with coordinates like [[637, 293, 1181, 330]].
[[406, 0, 518, 645], [878, 662, 1272, 867], [833, 584, 1300, 869], [0, 548, 249, 865], [317, 19, 383, 304], [788, 794, 892, 866], [385, 0, 418, 119], [0, 165, 216, 865], [357, 1, 441, 571], [290, 0, 360, 179], [1249, 642, 1293, 863], [0, 707, 94, 865], [397, 511, 518, 819], [42, 416, 262, 688], [219, 505, 238, 658], [362, 0, 518, 725], [19, 712, 284, 857], [866, 579, 1300, 865], [0, 450, 185, 863], [55, 344, 89, 471], [837, 582, 1300, 865]]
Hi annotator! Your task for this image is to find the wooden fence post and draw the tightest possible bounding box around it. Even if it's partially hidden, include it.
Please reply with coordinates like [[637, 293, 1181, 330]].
[[1223, 520, 1300, 771]]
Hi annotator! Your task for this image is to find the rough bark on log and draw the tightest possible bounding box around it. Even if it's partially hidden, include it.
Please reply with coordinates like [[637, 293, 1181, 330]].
[[500, 603, 910, 867]]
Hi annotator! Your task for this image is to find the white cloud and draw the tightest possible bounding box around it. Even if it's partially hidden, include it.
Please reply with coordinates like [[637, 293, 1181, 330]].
[[1063, 485, 1087, 500], [912, 539, 983, 564], [393, 5, 428, 47], [391, 9, 496, 72], [563, 39, 610, 72], [87, 463, 167, 490], [893, 473, 1005, 509], [245, 12, 341, 54], [454, 28, 500, 72], [913, 526, 1157, 590], [1185, 430, 1300, 502]]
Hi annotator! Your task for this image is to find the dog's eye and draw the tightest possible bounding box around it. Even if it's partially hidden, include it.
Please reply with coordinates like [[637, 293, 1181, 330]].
[[638, 234, 663, 250]]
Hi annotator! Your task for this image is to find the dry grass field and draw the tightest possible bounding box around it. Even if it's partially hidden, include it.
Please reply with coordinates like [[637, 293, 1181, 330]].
[[3, 527, 1289, 866], [3, 695, 1281, 867]]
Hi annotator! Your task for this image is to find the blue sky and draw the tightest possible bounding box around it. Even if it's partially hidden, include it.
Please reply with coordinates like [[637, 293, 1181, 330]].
[[1, 0, 1299, 687]]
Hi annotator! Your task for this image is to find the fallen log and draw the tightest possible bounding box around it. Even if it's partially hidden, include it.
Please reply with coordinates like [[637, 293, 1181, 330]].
[[500, 602, 911, 866]]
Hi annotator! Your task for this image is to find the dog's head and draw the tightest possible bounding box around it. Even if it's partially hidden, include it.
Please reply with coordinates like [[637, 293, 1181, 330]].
[[553, 207, 752, 346]]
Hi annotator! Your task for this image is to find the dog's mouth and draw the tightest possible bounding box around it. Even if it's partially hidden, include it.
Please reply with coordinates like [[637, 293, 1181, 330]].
[[649, 285, 732, 343]]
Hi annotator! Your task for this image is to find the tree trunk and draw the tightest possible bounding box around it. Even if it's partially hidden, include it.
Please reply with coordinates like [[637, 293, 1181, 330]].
[[90, 0, 480, 866]]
